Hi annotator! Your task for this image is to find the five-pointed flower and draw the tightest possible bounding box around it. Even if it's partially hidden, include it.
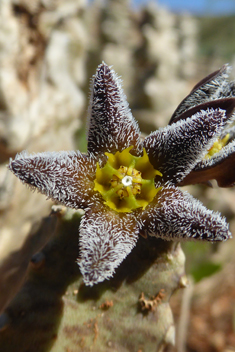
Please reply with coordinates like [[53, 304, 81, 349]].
[[8, 63, 235, 286]]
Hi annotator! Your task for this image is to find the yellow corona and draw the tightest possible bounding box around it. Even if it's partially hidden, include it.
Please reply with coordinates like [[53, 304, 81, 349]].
[[94, 147, 162, 212], [206, 134, 230, 158]]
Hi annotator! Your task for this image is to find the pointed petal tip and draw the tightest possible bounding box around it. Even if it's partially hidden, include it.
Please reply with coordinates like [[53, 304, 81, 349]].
[[8, 151, 47, 185], [8, 156, 28, 182], [8, 158, 13, 171], [169, 98, 235, 126], [95, 61, 112, 76], [208, 215, 232, 242], [78, 259, 114, 287], [77, 250, 116, 286], [8, 151, 32, 175], [8, 151, 97, 209], [140, 186, 232, 243], [78, 208, 138, 286], [100, 61, 109, 68], [227, 231, 233, 241], [190, 64, 230, 93], [169, 61, 234, 124], [88, 62, 141, 156], [8, 160, 15, 175]]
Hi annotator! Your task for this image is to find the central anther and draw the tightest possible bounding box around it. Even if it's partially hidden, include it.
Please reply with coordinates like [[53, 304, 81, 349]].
[[122, 175, 132, 187]]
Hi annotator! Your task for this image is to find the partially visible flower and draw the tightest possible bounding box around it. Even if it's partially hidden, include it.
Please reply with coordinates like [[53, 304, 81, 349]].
[[169, 64, 235, 188], [8, 63, 235, 286]]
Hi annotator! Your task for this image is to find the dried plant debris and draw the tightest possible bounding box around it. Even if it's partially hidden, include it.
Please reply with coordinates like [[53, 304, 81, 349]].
[[138, 289, 165, 313], [9, 62, 235, 287]]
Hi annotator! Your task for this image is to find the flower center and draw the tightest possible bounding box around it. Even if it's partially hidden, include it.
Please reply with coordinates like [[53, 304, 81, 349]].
[[94, 146, 162, 213]]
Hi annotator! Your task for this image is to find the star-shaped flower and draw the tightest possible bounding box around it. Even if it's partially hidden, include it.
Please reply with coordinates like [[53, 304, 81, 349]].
[[9, 63, 235, 286]]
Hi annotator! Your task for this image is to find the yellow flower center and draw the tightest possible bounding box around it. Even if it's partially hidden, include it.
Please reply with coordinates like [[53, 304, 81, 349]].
[[94, 146, 162, 213], [206, 133, 230, 158]]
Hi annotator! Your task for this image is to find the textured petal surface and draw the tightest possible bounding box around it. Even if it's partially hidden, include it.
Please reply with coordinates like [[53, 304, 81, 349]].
[[78, 206, 139, 286], [87, 62, 141, 156], [8, 151, 96, 209], [180, 139, 235, 187], [139, 185, 231, 242], [144, 108, 228, 184], [168, 98, 235, 125], [169, 64, 233, 123]]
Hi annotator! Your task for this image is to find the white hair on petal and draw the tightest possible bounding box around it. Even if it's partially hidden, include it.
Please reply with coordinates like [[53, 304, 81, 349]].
[[139, 184, 231, 242], [144, 108, 227, 184], [87, 62, 141, 156], [8, 150, 97, 210], [171, 65, 232, 120], [78, 209, 138, 286]]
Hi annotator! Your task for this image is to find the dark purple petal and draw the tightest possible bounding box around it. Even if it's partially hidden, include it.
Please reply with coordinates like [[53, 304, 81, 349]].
[[180, 139, 235, 187], [169, 65, 230, 123], [144, 107, 228, 184], [78, 205, 139, 286], [87, 62, 141, 157], [191, 66, 228, 92], [139, 185, 231, 242], [168, 98, 235, 126], [8, 151, 96, 209]]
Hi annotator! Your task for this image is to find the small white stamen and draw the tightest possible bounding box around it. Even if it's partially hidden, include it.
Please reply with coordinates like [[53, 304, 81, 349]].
[[122, 176, 132, 187]]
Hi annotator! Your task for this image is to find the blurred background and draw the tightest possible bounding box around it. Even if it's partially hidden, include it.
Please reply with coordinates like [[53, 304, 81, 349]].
[[0, 0, 235, 351]]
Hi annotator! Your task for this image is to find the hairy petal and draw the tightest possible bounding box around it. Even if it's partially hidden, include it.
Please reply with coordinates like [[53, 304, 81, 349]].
[[168, 98, 235, 126], [139, 185, 231, 242], [78, 206, 139, 286], [144, 108, 228, 184], [169, 64, 231, 123], [8, 151, 96, 209], [87, 62, 141, 157], [180, 139, 235, 187]]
